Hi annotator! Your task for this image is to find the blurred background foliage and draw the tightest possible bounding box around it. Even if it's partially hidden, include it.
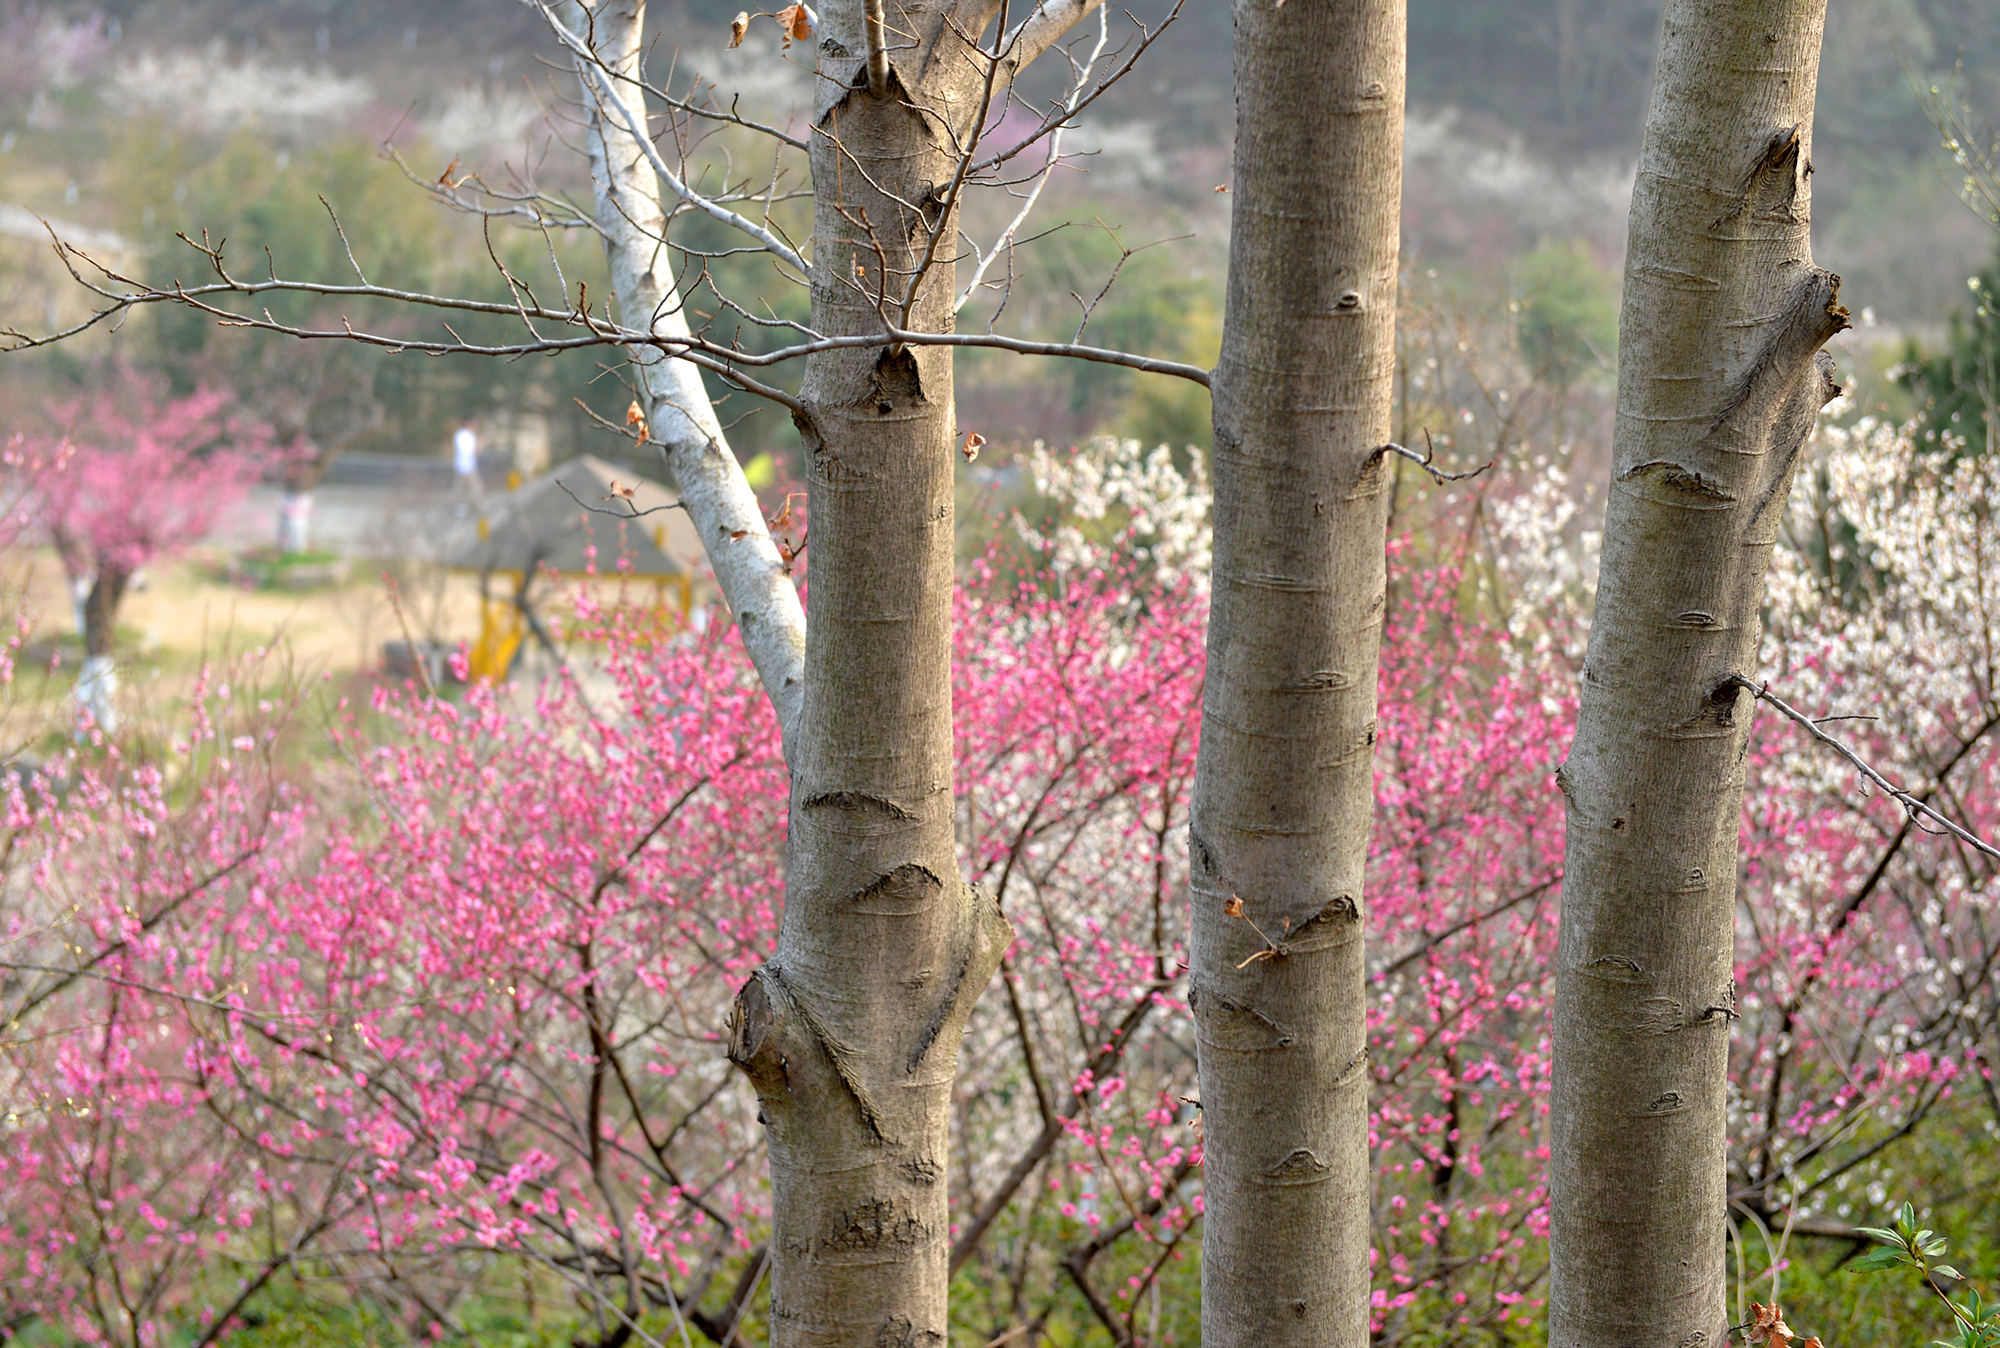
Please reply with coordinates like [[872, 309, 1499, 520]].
[[1901, 246, 1999, 459], [1, 0, 1995, 478]]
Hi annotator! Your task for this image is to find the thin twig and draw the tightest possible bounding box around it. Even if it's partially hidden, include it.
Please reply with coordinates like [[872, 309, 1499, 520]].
[[1376, 429, 1496, 484], [382, 573, 439, 700], [555, 478, 690, 522], [319, 197, 369, 285]]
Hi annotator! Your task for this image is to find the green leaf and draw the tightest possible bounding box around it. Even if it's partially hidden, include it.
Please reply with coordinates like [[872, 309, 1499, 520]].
[[1849, 1248, 1912, 1273], [1935, 1266, 1966, 1281], [1899, 1201, 1919, 1232], [1923, 1236, 1951, 1257], [1855, 1226, 1904, 1245]]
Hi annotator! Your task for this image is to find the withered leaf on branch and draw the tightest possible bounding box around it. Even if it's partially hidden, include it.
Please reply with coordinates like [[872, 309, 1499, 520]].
[[728, 10, 749, 46], [775, 2, 813, 45], [960, 431, 986, 462]]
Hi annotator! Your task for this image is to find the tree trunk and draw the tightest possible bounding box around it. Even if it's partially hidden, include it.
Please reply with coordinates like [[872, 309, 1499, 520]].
[[726, 10, 1016, 1345], [1549, 4, 1845, 1345], [81, 566, 128, 662], [74, 565, 129, 732], [568, 0, 809, 751], [1189, 2, 1404, 1344]]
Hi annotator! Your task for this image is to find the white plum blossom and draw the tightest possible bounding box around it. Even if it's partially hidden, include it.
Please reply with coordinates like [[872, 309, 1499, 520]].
[[1014, 435, 1212, 592]]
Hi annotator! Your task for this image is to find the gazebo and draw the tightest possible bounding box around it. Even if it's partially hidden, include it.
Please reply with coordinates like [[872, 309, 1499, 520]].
[[449, 456, 703, 680]]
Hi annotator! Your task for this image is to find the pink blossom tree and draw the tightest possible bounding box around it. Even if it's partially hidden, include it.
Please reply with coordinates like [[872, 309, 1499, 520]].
[[19, 377, 271, 728]]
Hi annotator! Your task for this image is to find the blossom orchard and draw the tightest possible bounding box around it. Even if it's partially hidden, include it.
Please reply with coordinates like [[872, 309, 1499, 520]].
[[0, 429, 1992, 1346]]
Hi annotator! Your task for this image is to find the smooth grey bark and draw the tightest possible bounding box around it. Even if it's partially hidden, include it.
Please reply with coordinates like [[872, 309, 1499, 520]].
[[567, 0, 808, 752], [1188, 1, 1404, 1344], [1548, 3, 1845, 1345], [726, 11, 1007, 1342], [722, 1, 1094, 1344]]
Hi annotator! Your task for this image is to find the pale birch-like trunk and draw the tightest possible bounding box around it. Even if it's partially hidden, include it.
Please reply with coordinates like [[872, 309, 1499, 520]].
[[1549, 4, 1846, 1344], [568, 0, 808, 749], [1189, 1, 1404, 1342]]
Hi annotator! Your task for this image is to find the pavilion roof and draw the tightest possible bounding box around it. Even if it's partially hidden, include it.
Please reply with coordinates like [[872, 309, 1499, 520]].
[[450, 456, 700, 578]]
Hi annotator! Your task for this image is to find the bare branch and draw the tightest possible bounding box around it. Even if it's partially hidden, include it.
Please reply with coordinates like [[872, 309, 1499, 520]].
[[4, 236, 1209, 392], [1001, 0, 1113, 80], [864, 0, 893, 97], [383, 143, 607, 237], [896, 327, 1208, 383], [971, 0, 1182, 177], [533, 0, 813, 276], [956, 7, 1110, 313], [318, 197, 370, 285], [1727, 676, 2000, 861], [636, 79, 810, 153]]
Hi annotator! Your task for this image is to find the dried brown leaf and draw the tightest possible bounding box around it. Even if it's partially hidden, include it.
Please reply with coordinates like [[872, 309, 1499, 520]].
[[1747, 1303, 1794, 1348]]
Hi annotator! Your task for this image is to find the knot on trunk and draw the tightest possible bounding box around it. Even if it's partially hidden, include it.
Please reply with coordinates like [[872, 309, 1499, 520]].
[[727, 972, 788, 1098], [864, 347, 925, 415]]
